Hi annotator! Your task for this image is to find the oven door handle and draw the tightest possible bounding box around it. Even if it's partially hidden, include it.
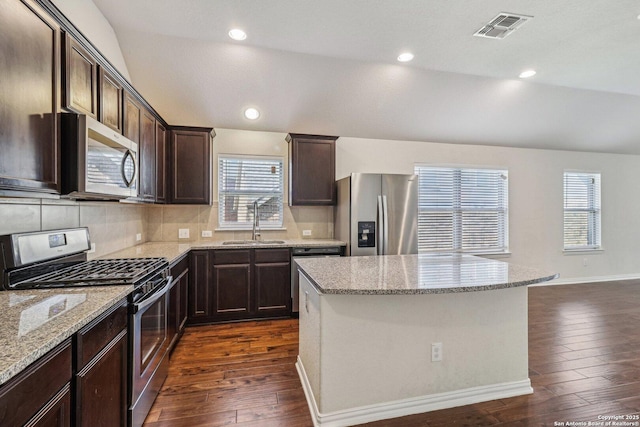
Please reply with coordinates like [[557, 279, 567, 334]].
[[132, 276, 173, 313]]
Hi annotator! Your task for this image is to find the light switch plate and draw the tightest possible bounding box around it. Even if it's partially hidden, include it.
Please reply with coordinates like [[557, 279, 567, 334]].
[[178, 229, 190, 239], [136, 233, 142, 241]]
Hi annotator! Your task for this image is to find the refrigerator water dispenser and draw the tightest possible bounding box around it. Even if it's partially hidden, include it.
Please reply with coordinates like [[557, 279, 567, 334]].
[[357, 222, 376, 247]]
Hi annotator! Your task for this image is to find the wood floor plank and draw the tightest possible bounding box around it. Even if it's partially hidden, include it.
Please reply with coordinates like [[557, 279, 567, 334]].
[[143, 281, 640, 427]]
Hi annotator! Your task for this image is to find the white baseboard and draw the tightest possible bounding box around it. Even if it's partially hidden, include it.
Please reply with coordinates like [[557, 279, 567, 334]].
[[296, 356, 533, 427], [532, 273, 640, 287]]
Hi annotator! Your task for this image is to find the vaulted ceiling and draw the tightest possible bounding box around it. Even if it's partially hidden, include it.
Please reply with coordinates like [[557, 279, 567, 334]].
[[92, 0, 640, 154]]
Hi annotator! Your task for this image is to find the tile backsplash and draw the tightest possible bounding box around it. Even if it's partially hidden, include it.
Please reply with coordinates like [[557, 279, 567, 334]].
[[0, 198, 146, 259], [145, 202, 334, 242], [0, 198, 334, 257]]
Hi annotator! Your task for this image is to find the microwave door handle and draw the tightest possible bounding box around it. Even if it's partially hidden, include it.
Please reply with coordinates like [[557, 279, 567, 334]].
[[121, 149, 136, 187]]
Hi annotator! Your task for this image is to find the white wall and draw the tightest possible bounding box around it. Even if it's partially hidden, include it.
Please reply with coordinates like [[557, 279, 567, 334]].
[[51, 0, 131, 81], [337, 137, 640, 282]]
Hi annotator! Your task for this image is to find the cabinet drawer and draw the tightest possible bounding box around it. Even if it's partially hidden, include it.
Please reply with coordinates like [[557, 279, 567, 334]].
[[0, 339, 72, 427], [76, 300, 127, 370], [214, 250, 251, 264], [255, 248, 291, 263]]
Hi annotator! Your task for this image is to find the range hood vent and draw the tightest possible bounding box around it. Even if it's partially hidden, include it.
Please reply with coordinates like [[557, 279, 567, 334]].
[[474, 13, 532, 39]]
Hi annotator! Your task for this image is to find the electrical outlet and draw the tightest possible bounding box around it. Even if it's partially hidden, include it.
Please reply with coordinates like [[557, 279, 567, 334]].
[[583, 258, 588, 267], [201, 230, 213, 238], [302, 229, 312, 236], [87, 243, 96, 254], [431, 342, 443, 362], [178, 229, 190, 239], [136, 233, 142, 241]]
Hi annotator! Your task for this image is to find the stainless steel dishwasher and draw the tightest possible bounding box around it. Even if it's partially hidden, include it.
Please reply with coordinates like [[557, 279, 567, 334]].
[[291, 246, 343, 315]]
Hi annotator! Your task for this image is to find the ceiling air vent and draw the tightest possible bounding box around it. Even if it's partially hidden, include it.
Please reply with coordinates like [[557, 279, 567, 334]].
[[474, 13, 532, 39]]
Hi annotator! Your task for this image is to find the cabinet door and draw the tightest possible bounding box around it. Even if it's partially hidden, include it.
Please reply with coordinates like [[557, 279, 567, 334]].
[[24, 385, 71, 427], [188, 250, 211, 322], [254, 248, 291, 316], [0, 0, 60, 196], [75, 330, 127, 427], [138, 109, 156, 200], [287, 134, 337, 206], [123, 91, 141, 143], [168, 280, 179, 351], [98, 67, 122, 133], [178, 268, 189, 332], [170, 128, 212, 204], [213, 263, 251, 317], [64, 34, 97, 118], [0, 339, 71, 427], [155, 122, 167, 203]]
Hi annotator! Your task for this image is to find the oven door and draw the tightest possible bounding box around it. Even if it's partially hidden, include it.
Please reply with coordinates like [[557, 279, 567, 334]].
[[130, 276, 172, 427]]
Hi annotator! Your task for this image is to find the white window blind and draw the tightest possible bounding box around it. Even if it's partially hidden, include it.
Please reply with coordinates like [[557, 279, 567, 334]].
[[218, 155, 284, 229], [415, 166, 509, 253], [563, 172, 601, 250]]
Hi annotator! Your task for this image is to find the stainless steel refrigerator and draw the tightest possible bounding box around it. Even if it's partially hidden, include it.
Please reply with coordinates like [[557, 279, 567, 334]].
[[335, 173, 418, 256]]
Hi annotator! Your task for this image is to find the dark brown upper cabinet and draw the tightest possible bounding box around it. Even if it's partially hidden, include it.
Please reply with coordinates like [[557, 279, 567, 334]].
[[98, 66, 123, 133], [155, 121, 167, 203], [169, 127, 214, 205], [123, 91, 141, 144], [0, 0, 61, 197], [64, 33, 98, 118], [287, 133, 338, 206], [138, 108, 156, 201]]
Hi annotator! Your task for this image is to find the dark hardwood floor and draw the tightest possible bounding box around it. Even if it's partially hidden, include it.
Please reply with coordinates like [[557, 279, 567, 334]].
[[143, 280, 640, 426]]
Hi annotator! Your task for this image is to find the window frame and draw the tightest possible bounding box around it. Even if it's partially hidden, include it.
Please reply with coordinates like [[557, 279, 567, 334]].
[[414, 164, 509, 255], [217, 154, 285, 230], [563, 170, 602, 251]]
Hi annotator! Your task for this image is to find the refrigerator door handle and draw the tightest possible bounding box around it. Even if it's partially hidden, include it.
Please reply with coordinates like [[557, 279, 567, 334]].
[[377, 195, 384, 255], [382, 195, 389, 255]]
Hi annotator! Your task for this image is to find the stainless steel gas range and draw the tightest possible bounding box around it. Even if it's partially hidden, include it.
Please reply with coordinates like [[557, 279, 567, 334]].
[[0, 227, 171, 427]]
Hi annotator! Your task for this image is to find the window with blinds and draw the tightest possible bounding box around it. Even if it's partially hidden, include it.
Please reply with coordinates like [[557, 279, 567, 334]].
[[218, 155, 284, 229], [414, 166, 509, 253], [563, 172, 601, 250]]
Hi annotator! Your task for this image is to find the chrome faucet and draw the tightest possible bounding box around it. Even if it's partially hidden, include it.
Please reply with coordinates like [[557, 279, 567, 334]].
[[252, 201, 261, 241]]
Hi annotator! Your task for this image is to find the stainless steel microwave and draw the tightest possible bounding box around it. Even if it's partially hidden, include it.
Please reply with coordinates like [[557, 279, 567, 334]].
[[61, 114, 138, 199]]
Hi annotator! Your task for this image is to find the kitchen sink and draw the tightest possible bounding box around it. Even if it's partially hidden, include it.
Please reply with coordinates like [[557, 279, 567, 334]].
[[221, 240, 286, 245]]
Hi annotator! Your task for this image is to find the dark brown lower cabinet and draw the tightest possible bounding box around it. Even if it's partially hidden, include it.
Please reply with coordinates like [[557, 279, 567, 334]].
[[0, 300, 129, 426], [188, 250, 212, 322], [74, 299, 128, 427], [211, 249, 251, 321], [188, 248, 291, 324], [75, 330, 127, 427], [168, 255, 189, 354], [0, 339, 72, 427], [25, 384, 71, 427]]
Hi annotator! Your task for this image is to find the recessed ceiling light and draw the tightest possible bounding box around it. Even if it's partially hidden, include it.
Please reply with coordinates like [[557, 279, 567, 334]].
[[397, 52, 414, 62], [519, 69, 536, 78], [228, 29, 247, 41], [244, 107, 260, 120]]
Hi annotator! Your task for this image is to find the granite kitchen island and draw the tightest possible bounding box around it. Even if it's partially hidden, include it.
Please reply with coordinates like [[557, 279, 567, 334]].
[[294, 253, 557, 427]]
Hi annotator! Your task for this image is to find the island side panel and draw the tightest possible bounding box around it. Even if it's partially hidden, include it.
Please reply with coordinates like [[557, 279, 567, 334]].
[[298, 272, 323, 411], [317, 287, 530, 415]]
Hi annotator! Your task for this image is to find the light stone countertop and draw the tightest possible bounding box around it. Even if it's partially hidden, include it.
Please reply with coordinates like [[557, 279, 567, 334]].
[[295, 253, 558, 295], [0, 285, 132, 386], [101, 239, 346, 265]]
